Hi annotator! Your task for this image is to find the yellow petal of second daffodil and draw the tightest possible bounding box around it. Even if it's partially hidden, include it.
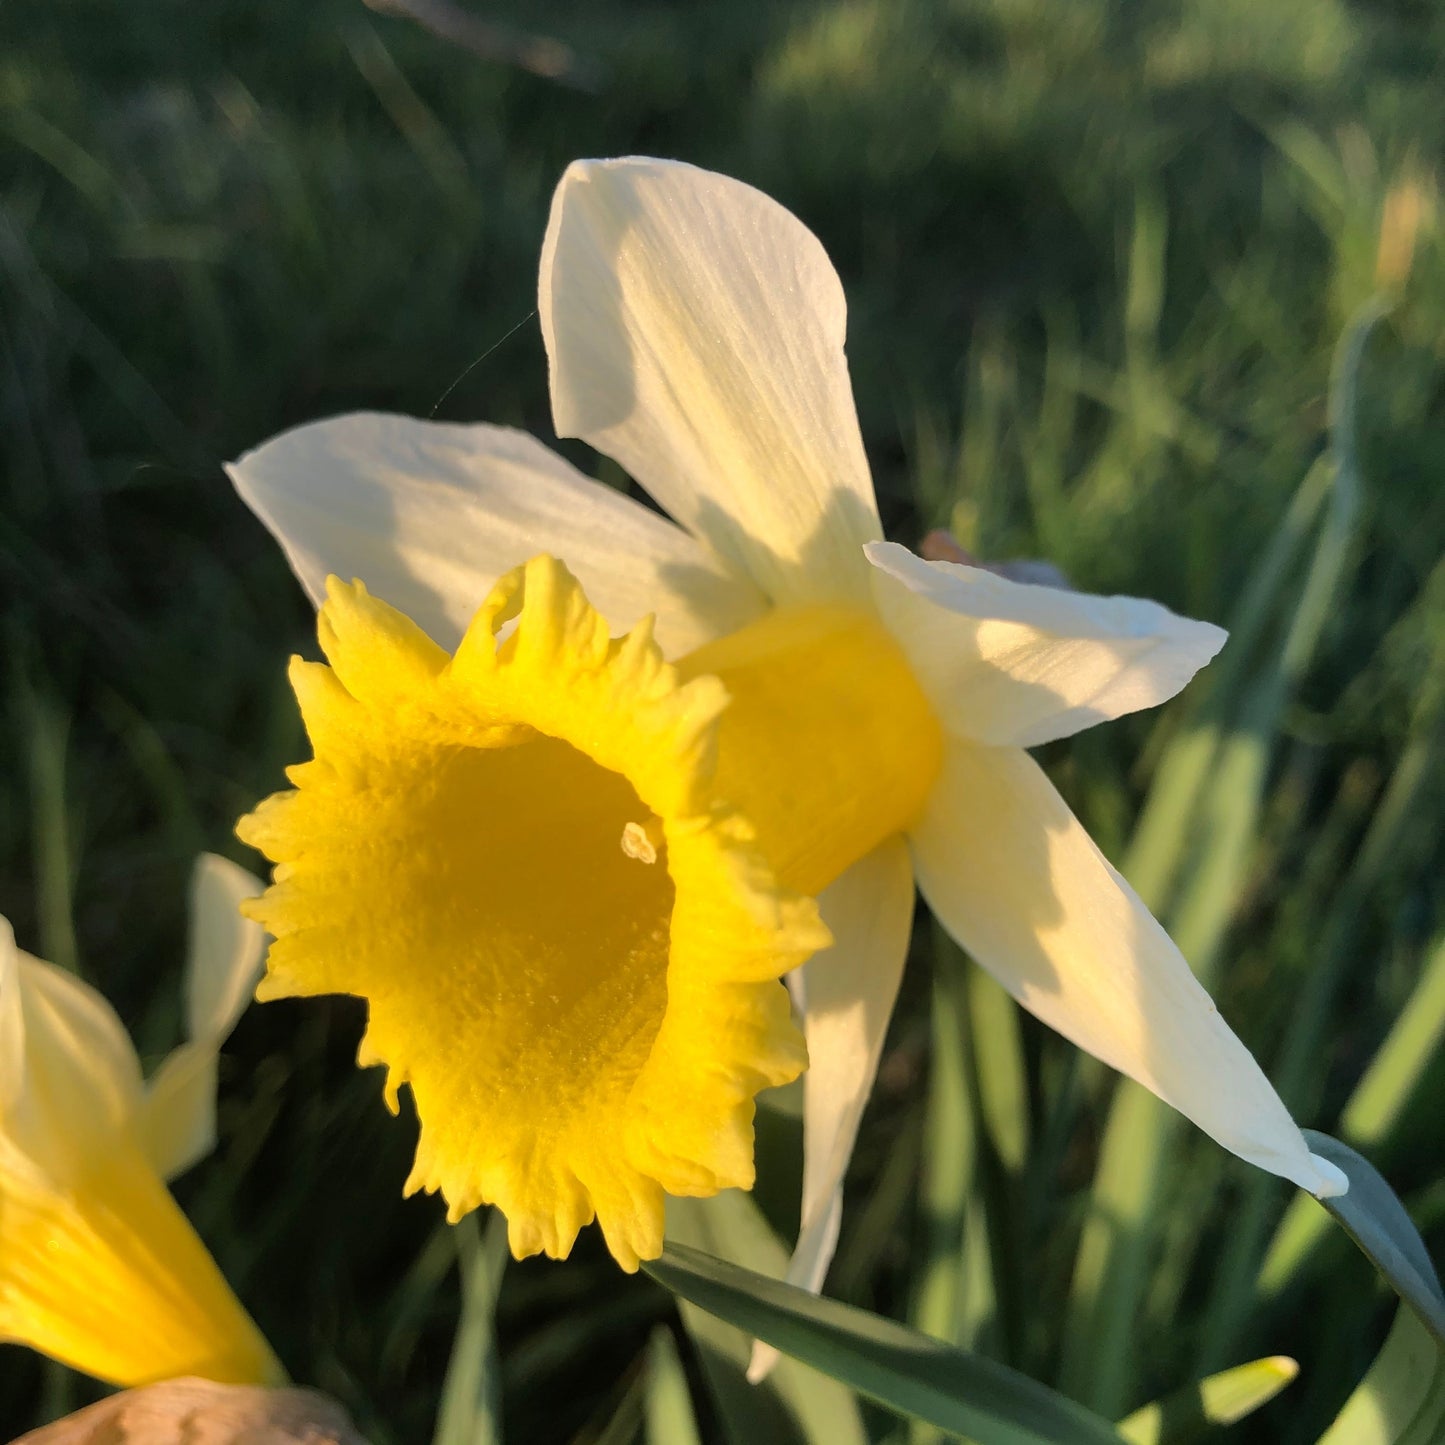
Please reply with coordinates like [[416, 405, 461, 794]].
[[0, 923, 278, 1388]]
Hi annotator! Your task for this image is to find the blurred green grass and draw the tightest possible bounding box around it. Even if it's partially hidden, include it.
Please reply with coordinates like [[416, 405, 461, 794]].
[[2, 0, 1443, 1440]]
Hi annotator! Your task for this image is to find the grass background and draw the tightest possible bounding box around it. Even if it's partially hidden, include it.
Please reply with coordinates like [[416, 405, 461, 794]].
[[2, 0, 1443, 1440]]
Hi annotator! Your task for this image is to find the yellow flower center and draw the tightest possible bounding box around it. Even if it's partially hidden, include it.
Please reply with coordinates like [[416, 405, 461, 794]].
[[238, 555, 941, 1269], [678, 602, 944, 898]]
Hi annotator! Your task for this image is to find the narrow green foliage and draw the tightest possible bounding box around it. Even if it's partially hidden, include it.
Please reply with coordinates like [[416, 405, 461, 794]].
[[909, 937, 996, 1445], [1261, 932, 1445, 1297], [646, 1243, 1124, 1445], [910, 935, 993, 1361], [1316, 1308, 1445, 1445], [432, 1211, 509, 1445], [646, 1326, 703, 1445], [344, 23, 472, 210], [969, 966, 1030, 1181], [665, 1192, 867, 1445], [1122, 456, 1331, 914], [1063, 289, 1384, 1413], [1117, 1356, 1299, 1445], [1058, 1082, 1163, 1414], [1203, 623, 1445, 1370], [1338, 933, 1445, 1151], [380, 1223, 462, 1382], [592, 1364, 648, 1445], [20, 682, 80, 979], [1299, 1134, 1445, 1349]]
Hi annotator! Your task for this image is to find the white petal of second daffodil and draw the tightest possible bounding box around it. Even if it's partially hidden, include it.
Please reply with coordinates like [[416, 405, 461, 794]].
[[184, 855, 267, 1044], [228, 412, 765, 657], [866, 541, 1227, 747], [748, 836, 915, 1383], [909, 740, 1347, 1198], [540, 157, 882, 609], [136, 855, 268, 1183], [1, 921, 144, 1179], [136, 1043, 220, 1185]]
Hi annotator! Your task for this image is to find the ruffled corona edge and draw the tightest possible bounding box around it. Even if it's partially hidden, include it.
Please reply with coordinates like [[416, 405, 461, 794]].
[[239, 556, 827, 1268]]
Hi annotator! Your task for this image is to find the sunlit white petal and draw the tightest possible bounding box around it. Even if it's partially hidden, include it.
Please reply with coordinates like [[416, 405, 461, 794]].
[[184, 855, 267, 1043], [135, 1042, 218, 1184], [748, 836, 915, 1382], [1, 922, 144, 1181], [228, 412, 764, 657], [540, 157, 881, 608], [0, 929, 280, 1386], [910, 740, 1346, 1197], [867, 541, 1227, 747], [133, 855, 267, 1182]]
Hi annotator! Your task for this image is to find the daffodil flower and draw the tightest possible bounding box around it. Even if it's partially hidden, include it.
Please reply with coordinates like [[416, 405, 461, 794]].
[[229, 157, 1346, 1286], [0, 856, 279, 1387]]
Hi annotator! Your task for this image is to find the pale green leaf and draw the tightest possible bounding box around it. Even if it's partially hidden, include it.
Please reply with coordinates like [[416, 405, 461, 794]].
[[1117, 1356, 1298, 1445], [1317, 1306, 1445, 1445], [1260, 930, 1445, 1297], [432, 1211, 509, 1445], [646, 1326, 702, 1445]]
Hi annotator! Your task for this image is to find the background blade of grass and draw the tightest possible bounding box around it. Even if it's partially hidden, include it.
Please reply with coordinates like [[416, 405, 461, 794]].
[[909, 932, 995, 1359], [1198, 632, 1445, 1374], [645, 1325, 703, 1445], [1316, 1307, 1445, 1445], [1060, 293, 1382, 1416], [431, 1210, 509, 1445], [1259, 930, 1445, 1301], [1116, 1356, 1299, 1445]]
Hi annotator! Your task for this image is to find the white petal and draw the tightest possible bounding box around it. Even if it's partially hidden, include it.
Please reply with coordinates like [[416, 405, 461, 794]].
[[185, 854, 267, 1045], [540, 157, 882, 608], [910, 740, 1346, 1197], [134, 1041, 218, 1183], [228, 412, 764, 657], [131, 855, 266, 1182], [867, 541, 1227, 747], [0, 921, 144, 1179], [748, 837, 916, 1383]]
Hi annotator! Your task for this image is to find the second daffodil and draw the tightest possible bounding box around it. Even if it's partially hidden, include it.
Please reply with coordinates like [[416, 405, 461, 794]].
[[230, 157, 1347, 1280], [0, 856, 278, 1387]]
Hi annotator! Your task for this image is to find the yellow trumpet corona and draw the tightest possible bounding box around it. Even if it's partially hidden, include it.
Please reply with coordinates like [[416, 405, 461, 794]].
[[239, 556, 941, 1268]]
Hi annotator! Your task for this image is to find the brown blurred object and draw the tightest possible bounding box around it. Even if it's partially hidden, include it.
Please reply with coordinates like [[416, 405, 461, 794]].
[[1376, 174, 1434, 290], [360, 0, 605, 92], [8, 1378, 368, 1445], [919, 529, 1071, 590]]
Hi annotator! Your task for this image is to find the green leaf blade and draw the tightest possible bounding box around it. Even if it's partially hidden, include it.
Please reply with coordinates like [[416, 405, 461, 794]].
[[646, 1325, 703, 1445], [1302, 1132, 1445, 1348], [665, 1193, 867, 1445], [646, 1241, 1123, 1445], [1117, 1356, 1298, 1445], [431, 1210, 510, 1445]]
